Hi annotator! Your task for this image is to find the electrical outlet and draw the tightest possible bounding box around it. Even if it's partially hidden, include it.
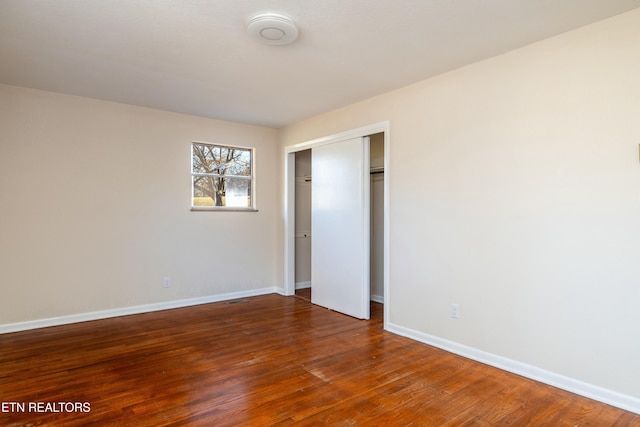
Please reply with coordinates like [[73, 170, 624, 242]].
[[163, 277, 171, 288], [450, 303, 460, 319]]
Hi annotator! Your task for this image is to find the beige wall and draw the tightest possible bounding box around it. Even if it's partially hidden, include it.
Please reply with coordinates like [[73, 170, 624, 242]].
[[0, 84, 280, 325], [280, 9, 640, 399]]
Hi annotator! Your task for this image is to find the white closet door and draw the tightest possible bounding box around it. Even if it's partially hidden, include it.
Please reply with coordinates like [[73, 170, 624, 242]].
[[311, 137, 370, 319]]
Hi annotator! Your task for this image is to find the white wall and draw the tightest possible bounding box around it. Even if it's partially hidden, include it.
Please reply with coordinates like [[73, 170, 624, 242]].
[[0, 84, 280, 327], [280, 8, 640, 404]]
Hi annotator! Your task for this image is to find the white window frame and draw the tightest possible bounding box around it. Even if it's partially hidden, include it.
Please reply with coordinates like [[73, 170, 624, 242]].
[[191, 141, 256, 211]]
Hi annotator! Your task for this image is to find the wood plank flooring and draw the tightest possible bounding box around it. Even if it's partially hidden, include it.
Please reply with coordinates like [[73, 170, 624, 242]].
[[1, 294, 639, 426]]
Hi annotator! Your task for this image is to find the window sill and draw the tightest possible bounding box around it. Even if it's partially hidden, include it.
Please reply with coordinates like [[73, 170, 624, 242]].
[[191, 207, 259, 212]]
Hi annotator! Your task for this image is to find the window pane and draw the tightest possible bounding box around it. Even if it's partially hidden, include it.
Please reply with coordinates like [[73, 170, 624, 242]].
[[192, 143, 251, 177], [224, 177, 252, 207], [193, 176, 251, 207]]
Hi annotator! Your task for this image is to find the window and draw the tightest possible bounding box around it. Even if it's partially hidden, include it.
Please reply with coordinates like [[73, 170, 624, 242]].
[[191, 142, 254, 210]]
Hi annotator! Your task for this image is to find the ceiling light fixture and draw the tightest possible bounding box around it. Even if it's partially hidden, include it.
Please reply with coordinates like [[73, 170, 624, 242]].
[[247, 13, 299, 46]]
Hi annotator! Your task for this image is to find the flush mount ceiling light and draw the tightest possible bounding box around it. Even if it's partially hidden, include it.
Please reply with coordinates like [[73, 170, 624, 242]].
[[247, 12, 299, 46]]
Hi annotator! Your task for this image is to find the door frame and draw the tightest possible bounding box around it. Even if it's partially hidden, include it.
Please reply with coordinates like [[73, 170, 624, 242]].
[[283, 121, 390, 328]]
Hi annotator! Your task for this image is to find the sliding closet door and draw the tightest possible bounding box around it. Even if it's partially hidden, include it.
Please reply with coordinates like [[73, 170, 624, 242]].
[[311, 137, 370, 319]]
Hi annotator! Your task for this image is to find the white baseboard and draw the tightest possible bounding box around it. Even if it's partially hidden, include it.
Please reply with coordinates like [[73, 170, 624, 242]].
[[386, 321, 640, 415], [370, 294, 384, 304], [295, 281, 311, 290], [0, 287, 279, 335]]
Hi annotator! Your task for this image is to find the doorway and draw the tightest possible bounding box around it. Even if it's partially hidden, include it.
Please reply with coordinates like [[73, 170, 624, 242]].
[[284, 122, 389, 326]]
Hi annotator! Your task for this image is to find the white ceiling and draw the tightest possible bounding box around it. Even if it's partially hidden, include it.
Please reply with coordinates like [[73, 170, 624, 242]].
[[2, 0, 640, 128]]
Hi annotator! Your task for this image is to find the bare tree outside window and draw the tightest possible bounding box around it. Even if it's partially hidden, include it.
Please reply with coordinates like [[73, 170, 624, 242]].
[[192, 142, 253, 208]]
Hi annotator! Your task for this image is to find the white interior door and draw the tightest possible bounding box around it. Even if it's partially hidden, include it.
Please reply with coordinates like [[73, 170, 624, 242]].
[[311, 136, 370, 319]]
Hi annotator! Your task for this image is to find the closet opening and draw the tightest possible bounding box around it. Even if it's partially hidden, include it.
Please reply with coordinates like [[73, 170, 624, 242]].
[[293, 132, 385, 320]]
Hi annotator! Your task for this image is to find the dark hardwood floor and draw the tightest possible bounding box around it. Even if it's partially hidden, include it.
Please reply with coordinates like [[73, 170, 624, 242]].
[[1, 293, 638, 426]]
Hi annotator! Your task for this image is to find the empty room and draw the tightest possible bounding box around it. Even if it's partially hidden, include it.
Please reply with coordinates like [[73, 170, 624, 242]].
[[1, 1, 640, 425]]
